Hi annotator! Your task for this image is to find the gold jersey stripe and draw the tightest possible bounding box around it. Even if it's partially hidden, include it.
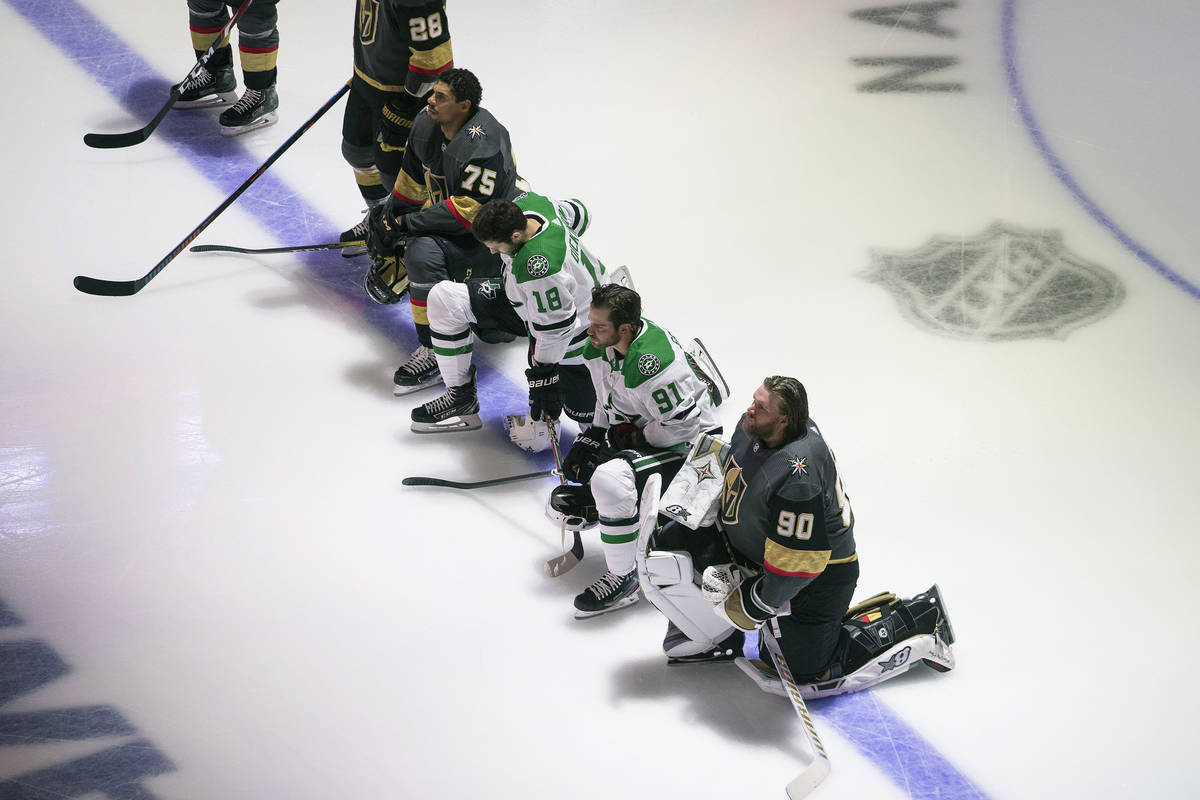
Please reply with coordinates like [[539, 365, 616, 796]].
[[409, 41, 454, 75], [763, 540, 831, 577], [394, 171, 428, 205]]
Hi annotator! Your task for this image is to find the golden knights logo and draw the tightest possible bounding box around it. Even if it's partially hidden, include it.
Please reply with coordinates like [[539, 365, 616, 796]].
[[358, 0, 380, 44], [864, 222, 1124, 340], [719, 458, 747, 526]]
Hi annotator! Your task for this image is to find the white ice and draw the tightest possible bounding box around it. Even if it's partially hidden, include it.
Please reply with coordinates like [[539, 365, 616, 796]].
[[2, 1, 1198, 798]]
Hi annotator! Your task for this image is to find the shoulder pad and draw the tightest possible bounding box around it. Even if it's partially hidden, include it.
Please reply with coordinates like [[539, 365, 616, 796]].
[[622, 320, 677, 388]]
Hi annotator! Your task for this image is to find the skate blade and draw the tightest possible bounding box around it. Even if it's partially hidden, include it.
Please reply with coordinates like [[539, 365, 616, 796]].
[[220, 111, 279, 137], [411, 414, 482, 434], [393, 378, 443, 396], [572, 593, 639, 619], [176, 91, 238, 109]]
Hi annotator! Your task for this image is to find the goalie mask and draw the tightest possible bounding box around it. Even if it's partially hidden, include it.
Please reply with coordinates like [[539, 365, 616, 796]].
[[546, 484, 599, 531]]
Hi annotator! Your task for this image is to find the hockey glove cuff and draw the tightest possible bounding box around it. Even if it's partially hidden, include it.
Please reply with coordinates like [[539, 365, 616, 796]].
[[608, 422, 644, 450], [526, 364, 563, 422], [366, 197, 413, 258]]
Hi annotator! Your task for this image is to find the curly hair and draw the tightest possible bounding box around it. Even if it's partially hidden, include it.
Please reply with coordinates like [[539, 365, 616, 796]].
[[437, 67, 482, 115], [472, 199, 525, 244]]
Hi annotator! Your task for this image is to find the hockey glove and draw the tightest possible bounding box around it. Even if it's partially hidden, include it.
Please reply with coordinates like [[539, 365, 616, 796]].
[[713, 573, 777, 633], [562, 426, 615, 483], [366, 197, 413, 258], [608, 422, 644, 450], [526, 364, 563, 422], [378, 91, 424, 155]]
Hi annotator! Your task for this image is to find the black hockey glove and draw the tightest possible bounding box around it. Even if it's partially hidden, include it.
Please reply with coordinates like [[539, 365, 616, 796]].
[[526, 364, 562, 422], [608, 422, 644, 450], [715, 573, 777, 633], [562, 426, 615, 483], [366, 197, 413, 259], [379, 90, 425, 154]]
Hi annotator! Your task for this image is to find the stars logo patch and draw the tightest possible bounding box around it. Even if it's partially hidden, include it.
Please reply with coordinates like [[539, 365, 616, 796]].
[[789, 457, 808, 476], [637, 354, 662, 376], [526, 254, 550, 278], [475, 279, 501, 300], [466, 125, 486, 138], [692, 461, 717, 483]]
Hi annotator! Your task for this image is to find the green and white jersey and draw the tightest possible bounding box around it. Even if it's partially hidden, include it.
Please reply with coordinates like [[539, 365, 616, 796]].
[[504, 192, 607, 366], [581, 318, 722, 449]]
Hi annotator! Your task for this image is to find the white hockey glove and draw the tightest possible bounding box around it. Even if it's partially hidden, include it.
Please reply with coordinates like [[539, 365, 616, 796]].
[[712, 572, 777, 634], [503, 414, 556, 453], [660, 433, 731, 529]]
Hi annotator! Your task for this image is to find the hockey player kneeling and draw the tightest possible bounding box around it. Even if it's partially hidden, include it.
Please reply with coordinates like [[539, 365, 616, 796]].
[[638, 377, 955, 698]]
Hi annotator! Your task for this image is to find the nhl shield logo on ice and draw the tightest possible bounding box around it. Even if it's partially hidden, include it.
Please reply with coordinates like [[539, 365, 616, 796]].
[[864, 221, 1124, 340]]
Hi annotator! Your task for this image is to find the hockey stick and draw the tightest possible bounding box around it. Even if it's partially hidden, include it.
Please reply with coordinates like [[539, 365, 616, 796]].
[[761, 625, 832, 798], [74, 82, 351, 297], [190, 241, 363, 255], [544, 419, 584, 577], [83, 0, 256, 149], [402, 469, 554, 490]]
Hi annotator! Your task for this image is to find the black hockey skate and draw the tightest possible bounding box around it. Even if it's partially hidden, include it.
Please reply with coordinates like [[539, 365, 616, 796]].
[[411, 367, 481, 433], [573, 570, 639, 619], [393, 346, 442, 396], [175, 64, 237, 108], [667, 629, 745, 665], [219, 85, 279, 136], [339, 211, 370, 258]]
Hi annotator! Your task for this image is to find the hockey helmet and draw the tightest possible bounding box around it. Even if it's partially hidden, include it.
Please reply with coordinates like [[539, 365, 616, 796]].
[[546, 484, 599, 531]]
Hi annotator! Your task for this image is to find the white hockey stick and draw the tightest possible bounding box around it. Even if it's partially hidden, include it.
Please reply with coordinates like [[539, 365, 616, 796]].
[[761, 624, 831, 798]]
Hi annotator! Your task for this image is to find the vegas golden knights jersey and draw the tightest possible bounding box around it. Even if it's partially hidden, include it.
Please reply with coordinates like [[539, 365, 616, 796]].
[[720, 417, 858, 608], [354, 1, 453, 95]]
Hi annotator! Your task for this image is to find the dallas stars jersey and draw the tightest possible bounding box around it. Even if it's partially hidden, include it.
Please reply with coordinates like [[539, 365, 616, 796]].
[[719, 417, 857, 608], [582, 319, 721, 450], [392, 107, 523, 235], [354, 1, 453, 95], [504, 192, 607, 367]]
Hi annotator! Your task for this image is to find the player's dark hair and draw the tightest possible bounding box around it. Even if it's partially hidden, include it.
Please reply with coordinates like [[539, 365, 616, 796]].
[[437, 68, 482, 115], [590, 284, 641, 331], [473, 199, 525, 244], [763, 376, 809, 440]]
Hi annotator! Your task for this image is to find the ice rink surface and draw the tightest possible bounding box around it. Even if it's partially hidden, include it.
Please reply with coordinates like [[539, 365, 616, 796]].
[[2, 1, 1199, 798]]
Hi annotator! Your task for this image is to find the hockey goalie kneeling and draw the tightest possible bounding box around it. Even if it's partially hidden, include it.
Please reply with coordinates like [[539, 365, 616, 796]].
[[637, 433, 956, 701]]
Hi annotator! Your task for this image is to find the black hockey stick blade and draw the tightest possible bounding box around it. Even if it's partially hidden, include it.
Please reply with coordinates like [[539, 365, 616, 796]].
[[83, 87, 180, 149], [189, 240, 362, 255], [544, 532, 584, 577], [73, 275, 144, 297], [402, 469, 555, 490]]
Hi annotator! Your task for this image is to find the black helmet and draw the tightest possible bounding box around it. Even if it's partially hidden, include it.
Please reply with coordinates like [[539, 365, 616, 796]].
[[545, 484, 599, 531]]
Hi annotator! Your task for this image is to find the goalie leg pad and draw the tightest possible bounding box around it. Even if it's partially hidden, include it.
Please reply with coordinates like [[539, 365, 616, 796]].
[[641, 550, 737, 656]]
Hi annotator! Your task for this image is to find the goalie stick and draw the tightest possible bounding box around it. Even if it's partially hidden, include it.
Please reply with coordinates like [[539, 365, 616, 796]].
[[73, 81, 350, 297], [190, 241, 363, 255], [762, 624, 832, 798], [543, 417, 584, 577], [83, 0, 256, 149], [402, 469, 554, 490]]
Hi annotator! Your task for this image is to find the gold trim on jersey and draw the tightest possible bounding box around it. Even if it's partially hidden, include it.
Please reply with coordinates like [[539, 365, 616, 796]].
[[353, 65, 407, 95], [763, 540, 830, 576], [409, 40, 454, 75], [358, 0, 380, 46], [827, 553, 858, 565], [394, 170, 428, 206], [719, 461, 747, 525], [448, 194, 482, 224]]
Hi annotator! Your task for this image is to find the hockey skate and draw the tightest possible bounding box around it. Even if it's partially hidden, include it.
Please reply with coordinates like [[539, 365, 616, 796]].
[[667, 629, 744, 665], [219, 85, 279, 136], [573, 570, 639, 619], [411, 367, 481, 433], [175, 64, 238, 108], [339, 210, 370, 258], [393, 346, 442, 395]]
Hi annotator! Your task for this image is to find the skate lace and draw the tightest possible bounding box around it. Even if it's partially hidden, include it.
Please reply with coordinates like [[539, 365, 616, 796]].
[[180, 66, 212, 92], [588, 572, 626, 599], [350, 215, 370, 236], [228, 88, 264, 114], [399, 346, 436, 377], [423, 390, 458, 415]]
